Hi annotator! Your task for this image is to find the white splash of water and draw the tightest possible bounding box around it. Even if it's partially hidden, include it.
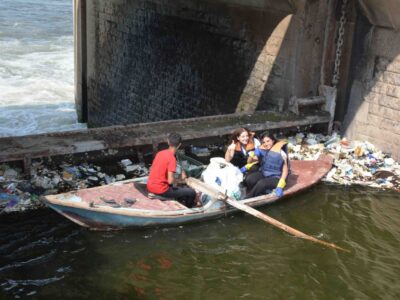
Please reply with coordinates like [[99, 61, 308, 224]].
[[0, 0, 87, 137]]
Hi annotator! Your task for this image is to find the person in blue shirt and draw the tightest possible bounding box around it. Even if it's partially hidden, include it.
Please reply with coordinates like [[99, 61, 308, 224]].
[[245, 131, 289, 198]]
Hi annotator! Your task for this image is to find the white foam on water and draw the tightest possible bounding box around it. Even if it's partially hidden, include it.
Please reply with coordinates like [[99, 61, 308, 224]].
[[0, 1, 87, 137]]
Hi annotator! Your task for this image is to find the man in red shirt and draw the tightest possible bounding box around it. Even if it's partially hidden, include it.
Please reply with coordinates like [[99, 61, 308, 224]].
[[147, 133, 197, 208]]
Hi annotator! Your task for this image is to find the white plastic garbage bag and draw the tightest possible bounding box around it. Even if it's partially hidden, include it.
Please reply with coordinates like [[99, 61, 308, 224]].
[[201, 157, 243, 200]]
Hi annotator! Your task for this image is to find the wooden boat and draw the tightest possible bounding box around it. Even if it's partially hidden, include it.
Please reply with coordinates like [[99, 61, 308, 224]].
[[43, 155, 332, 230]]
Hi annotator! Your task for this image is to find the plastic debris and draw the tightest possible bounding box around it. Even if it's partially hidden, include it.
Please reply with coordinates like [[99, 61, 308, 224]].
[[120, 159, 133, 167], [191, 147, 210, 157], [116, 174, 126, 181], [0, 193, 20, 212], [3, 168, 19, 180], [285, 132, 400, 191], [1, 130, 399, 214], [0, 156, 150, 213], [119, 159, 149, 176]]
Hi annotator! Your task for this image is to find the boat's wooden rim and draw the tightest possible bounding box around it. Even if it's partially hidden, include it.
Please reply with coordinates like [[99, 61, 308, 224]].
[[44, 195, 196, 217]]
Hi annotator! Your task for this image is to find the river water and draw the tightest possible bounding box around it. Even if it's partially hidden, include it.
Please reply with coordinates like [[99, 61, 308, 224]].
[[1, 184, 400, 299], [1, 1, 400, 299], [0, 0, 85, 137]]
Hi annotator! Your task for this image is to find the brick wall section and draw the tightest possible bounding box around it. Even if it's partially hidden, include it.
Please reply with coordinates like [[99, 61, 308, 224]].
[[85, 0, 327, 127], [343, 27, 400, 160]]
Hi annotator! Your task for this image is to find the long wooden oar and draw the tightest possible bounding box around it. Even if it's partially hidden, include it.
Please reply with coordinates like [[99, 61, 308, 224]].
[[186, 177, 349, 252]]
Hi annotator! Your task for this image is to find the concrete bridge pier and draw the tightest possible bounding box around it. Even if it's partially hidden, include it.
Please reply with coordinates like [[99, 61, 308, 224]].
[[73, 0, 337, 127], [342, 0, 400, 159], [74, 0, 87, 123], [72, 0, 400, 159]]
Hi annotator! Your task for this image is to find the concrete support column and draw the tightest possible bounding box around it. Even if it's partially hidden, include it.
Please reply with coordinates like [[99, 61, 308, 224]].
[[73, 0, 87, 123], [319, 0, 357, 123]]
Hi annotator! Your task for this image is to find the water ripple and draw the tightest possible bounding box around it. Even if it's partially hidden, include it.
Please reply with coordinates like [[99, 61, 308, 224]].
[[0, 185, 400, 298], [0, 249, 57, 273]]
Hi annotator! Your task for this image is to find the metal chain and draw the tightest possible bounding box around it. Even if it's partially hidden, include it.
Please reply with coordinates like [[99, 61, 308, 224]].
[[332, 0, 348, 87]]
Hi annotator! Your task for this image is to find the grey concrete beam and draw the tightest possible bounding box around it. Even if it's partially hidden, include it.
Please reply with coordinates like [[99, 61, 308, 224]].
[[73, 0, 88, 122], [0, 111, 330, 163], [205, 0, 306, 13], [357, 0, 400, 29]]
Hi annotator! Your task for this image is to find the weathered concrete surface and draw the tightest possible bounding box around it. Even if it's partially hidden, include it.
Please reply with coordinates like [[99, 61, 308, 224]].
[[357, 0, 400, 30], [71, 0, 400, 161], [74, 0, 87, 122], [343, 20, 400, 160], [79, 0, 330, 127], [0, 111, 330, 164]]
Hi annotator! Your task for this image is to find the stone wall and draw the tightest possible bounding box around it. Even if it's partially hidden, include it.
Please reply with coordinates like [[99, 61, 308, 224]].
[[343, 24, 400, 160], [83, 0, 329, 127]]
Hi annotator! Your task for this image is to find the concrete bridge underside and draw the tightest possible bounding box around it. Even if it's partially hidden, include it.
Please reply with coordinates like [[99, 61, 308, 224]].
[[73, 0, 400, 159]]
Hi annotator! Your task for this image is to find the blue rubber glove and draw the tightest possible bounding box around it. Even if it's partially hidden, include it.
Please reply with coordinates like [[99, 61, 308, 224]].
[[240, 166, 247, 173], [275, 187, 283, 197]]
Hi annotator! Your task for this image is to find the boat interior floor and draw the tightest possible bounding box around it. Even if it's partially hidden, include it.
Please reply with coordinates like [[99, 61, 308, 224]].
[[75, 182, 188, 211]]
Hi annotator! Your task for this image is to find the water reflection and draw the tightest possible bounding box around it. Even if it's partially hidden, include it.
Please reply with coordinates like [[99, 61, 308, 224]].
[[0, 184, 400, 299]]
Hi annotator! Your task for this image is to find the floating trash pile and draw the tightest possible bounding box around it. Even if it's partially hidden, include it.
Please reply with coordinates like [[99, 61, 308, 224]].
[[186, 133, 400, 191], [286, 132, 400, 191], [1, 132, 399, 214], [0, 159, 149, 213]]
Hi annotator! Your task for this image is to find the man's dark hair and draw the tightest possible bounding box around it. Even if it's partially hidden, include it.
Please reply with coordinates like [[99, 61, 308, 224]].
[[168, 133, 182, 147]]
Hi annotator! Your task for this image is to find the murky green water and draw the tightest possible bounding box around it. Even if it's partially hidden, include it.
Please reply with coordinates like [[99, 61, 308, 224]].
[[1, 183, 400, 299]]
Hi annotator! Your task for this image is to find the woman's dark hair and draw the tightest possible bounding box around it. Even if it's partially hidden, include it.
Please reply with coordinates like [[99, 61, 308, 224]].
[[168, 133, 182, 147], [229, 127, 250, 144], [260, 131, 277, 143]]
